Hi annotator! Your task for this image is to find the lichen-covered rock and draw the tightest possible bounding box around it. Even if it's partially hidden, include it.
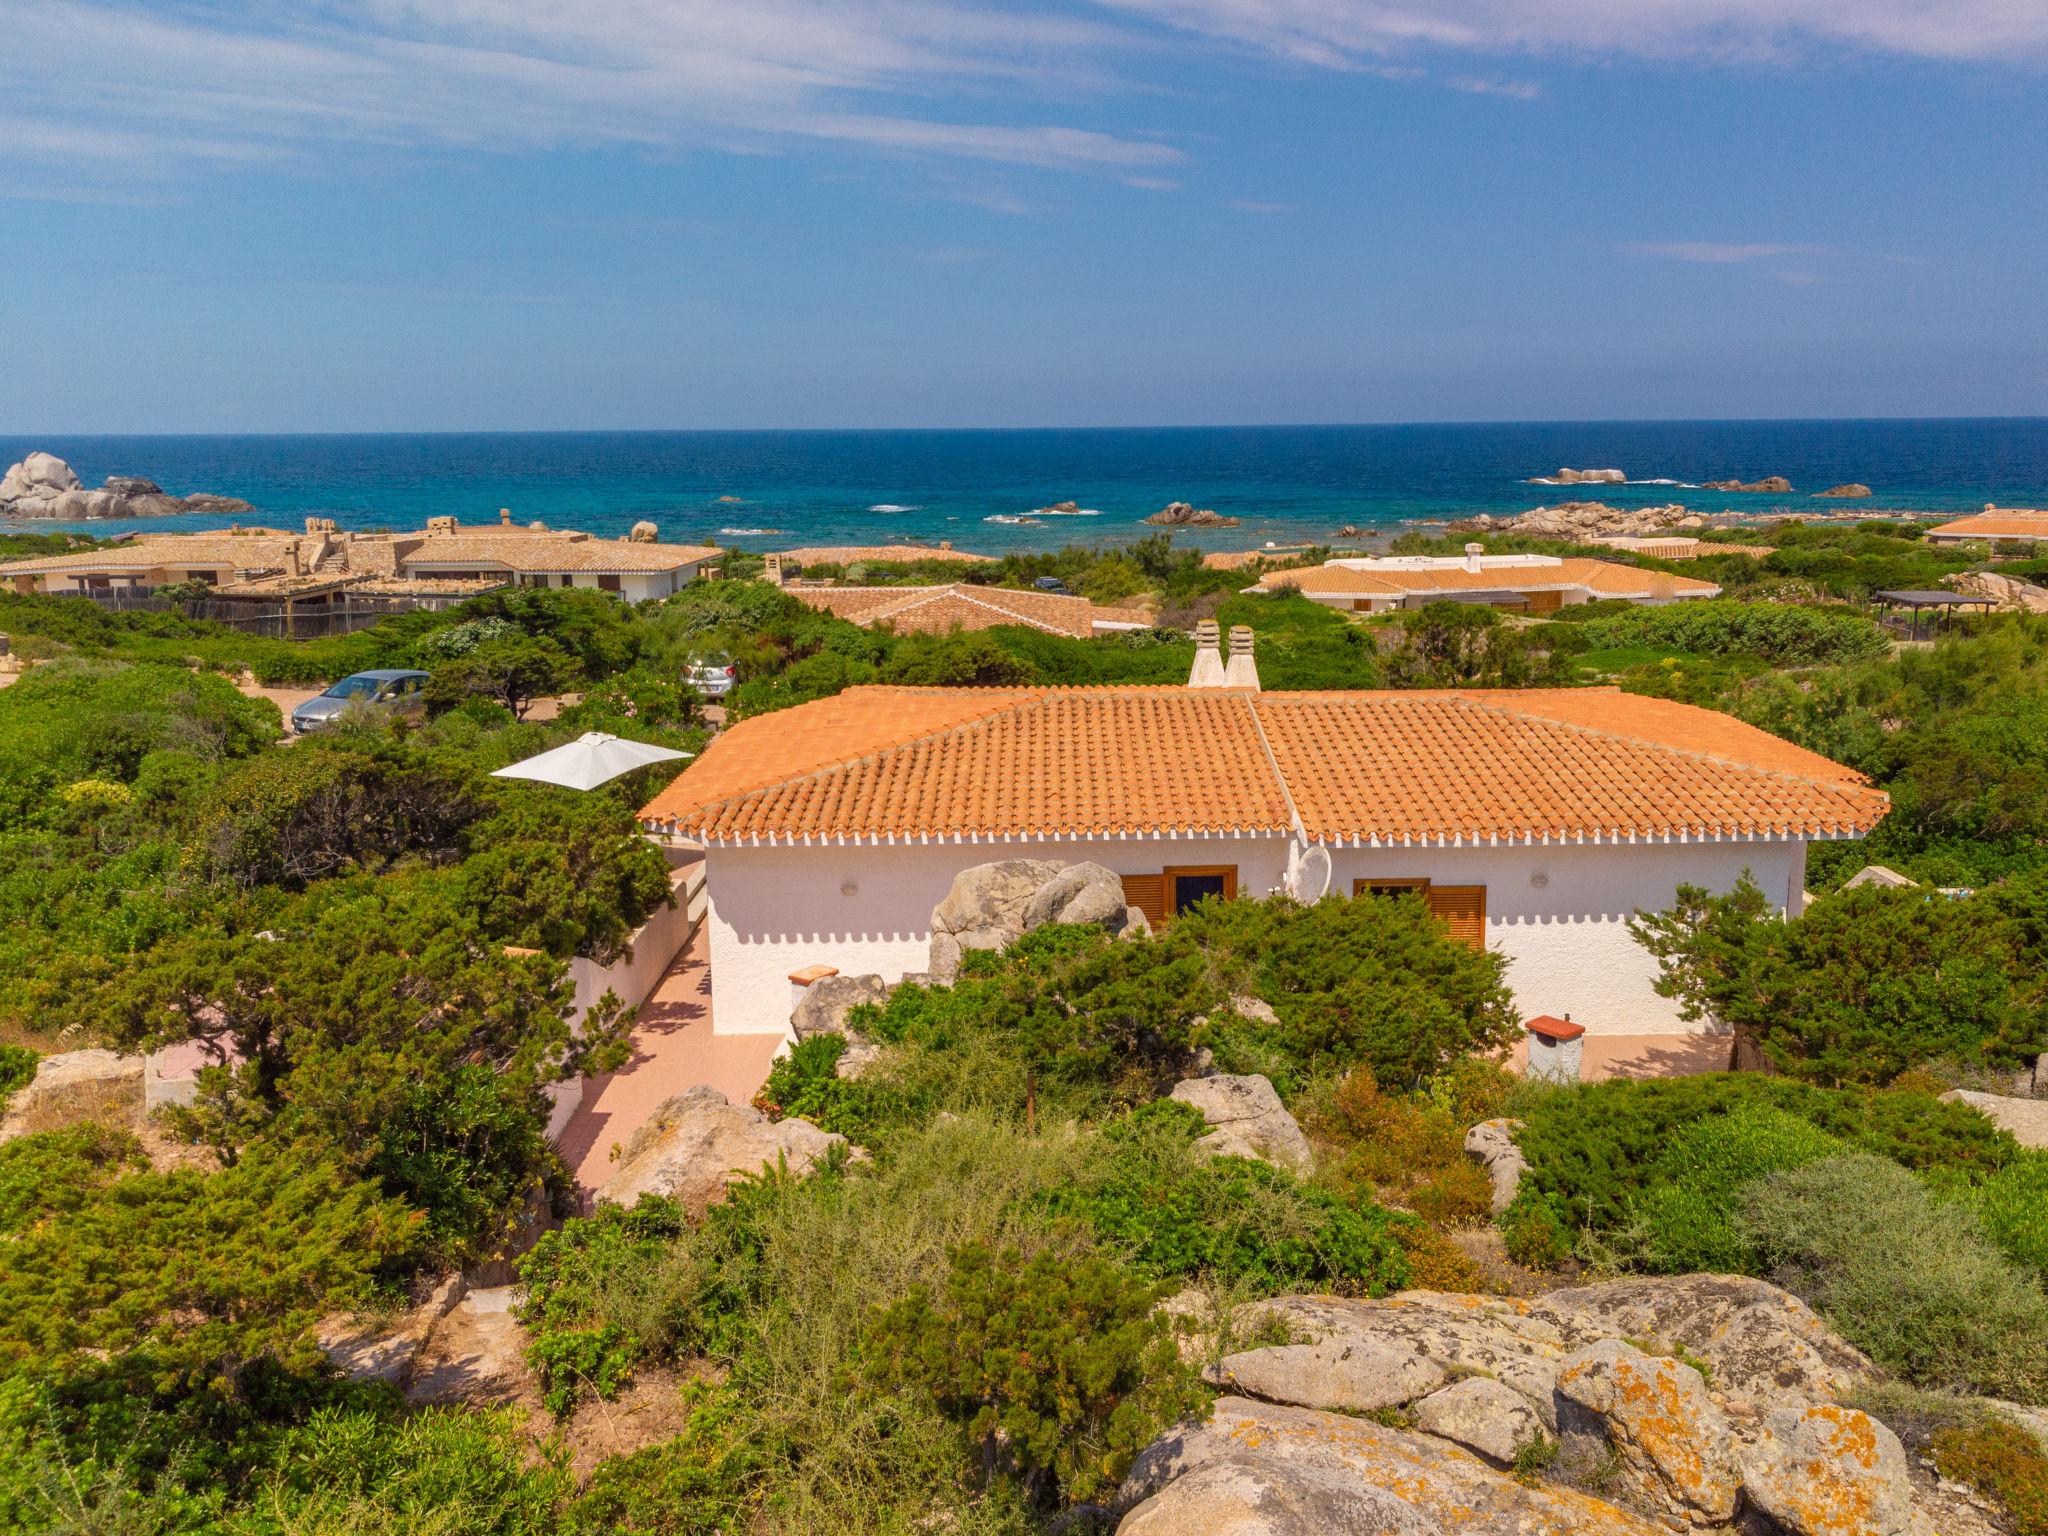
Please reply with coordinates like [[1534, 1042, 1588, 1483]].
[[1206, 1339, 1448, 1414], [1941, 1088, 2048, 1149], [1118, 1454, 1442, 1535], [1412, 1376, 1545, 1465], [928, 859, 1142, 981], [1463, 1118, 1527, 1214], [1169, 1073, 1312, 1174], [1119, 1397, 1670, 1535], [790, 972, 888, 1040], [1741, 1404, 1918, 1536], [1555, 1340, 1742, 1526], [1540, 1274, 1875, 1412], [1020, 861, 1129, 932], [597, 1084, 843, 1216]]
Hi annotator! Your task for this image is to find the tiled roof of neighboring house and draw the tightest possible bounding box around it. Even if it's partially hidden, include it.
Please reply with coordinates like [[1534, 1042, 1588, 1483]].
[[0, 532, 303, 576], [1203, 547, 1318, 570], [1926, 510, 2048, 541], [1589, 536, 1777, 561], [774, 544, 997, 566], [641, 684, 1885, 846], [786, 583, 1100, 637], [399, 533, 722, 573], [1251, 558, 1719, 602]]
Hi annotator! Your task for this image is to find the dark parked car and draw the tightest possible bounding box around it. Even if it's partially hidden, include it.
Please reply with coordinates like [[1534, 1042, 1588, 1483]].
[[1033, 576, 1070, 594], [290, 669, 431, 734]]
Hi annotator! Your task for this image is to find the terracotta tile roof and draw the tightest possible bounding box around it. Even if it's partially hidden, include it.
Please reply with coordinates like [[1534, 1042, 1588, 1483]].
[[775, 544, 996, 566], [399, 533, 722, 573], [1926, 510, 2048, 541], [786, 583, 1098, 637], [1252, 558, 1719, 602], [641, 684, 1885, 845], [1204, 547, 1318, 570], [0, 532, 303, 576]]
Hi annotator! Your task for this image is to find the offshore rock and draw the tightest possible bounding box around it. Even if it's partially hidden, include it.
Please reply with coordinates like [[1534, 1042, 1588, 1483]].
[[1147, 501, 1241, 527], [1704, 476, 1793, 493], [0, 451, 250, 519]]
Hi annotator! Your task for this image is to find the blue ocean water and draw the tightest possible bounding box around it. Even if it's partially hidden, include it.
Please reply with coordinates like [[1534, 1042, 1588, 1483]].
[[3, 420, 2044, 555]]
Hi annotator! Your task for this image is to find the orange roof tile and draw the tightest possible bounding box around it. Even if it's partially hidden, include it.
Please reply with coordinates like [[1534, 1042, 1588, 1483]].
[[786, 583, 1099, 637], [641, 685, 1885, 846], [1252, 558, 1718, 601], [1926, 510, 2048, 541]]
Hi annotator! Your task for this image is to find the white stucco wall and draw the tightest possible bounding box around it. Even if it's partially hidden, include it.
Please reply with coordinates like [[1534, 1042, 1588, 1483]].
[[699, 834, 1811, 1038]]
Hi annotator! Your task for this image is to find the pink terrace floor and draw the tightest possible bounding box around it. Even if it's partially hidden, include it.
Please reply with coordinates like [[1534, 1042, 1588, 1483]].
[[557, 922, 784, 1198]]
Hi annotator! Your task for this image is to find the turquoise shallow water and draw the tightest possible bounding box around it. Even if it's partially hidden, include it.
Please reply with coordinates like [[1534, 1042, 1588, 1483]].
[[3, 420, 2043, 555]]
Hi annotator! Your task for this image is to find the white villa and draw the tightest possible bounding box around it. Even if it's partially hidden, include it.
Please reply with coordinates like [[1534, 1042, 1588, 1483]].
[[1924, 507, 2048, 547], [640, 629, 1885, 1040], [0, 512, 723, 604], [1250, 548, 1720, 614]]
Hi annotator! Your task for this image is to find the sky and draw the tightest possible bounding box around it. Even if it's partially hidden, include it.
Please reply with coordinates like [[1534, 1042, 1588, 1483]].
[[1, 0, 2044, 432]]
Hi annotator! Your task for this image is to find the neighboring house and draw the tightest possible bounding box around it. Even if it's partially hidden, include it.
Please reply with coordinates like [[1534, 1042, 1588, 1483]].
[[772, 543, 996, 569], [785, 581, 1146, 637], [1587, 536, 1777, 561], [639, 629, 1884, 1038], [1924, 507, 2048, 547], [1248, 548, 1720, 613], [0, 512, 722, 603]]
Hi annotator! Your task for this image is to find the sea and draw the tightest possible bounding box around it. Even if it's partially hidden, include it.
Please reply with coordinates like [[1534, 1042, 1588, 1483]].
[[4, 420, 2044, 555]]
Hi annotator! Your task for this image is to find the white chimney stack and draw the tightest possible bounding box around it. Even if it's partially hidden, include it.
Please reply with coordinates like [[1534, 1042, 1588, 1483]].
[[1224, 625, 1260, 690], [1187, 619, 1227, 688], [1464, 541, 1484, 574]]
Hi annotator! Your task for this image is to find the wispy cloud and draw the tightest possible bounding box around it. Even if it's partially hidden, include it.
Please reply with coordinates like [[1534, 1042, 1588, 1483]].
[[1448, 76, 1540, 100], [1122, 174, 1181, 190], [1096, 0, 2048, 66], [1624, 241, 1828, 263]]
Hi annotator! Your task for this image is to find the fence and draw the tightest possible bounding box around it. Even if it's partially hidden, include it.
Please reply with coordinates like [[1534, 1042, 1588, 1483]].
[[52, 586, 463, 640]]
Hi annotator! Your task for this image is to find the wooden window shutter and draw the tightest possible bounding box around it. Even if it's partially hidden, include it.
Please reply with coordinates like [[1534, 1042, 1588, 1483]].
[[1120, 874, 1168, 928], [1426, 885, 1487, 949]]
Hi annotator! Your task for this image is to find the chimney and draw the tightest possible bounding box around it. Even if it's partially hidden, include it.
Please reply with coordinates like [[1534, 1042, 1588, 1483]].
[[1224, 625, 1260, 690], [1187, 619, 1227, 688], [427, 515, 456, 536], [1464, 541, 1484, 574], [939, 540, 953, 551], [499, 508, 512, 526], [764, 553, 785, 588]]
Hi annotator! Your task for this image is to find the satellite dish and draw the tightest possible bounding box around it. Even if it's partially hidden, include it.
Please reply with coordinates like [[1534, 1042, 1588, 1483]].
[[1286, 842, 1332, 903]]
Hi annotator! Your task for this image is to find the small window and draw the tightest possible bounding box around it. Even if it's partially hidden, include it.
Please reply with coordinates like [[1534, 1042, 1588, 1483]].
[[598, 574, 622, 592], [1165, 865, 1237, 917], [561, 574, 575, 588], [1353, 878, 1487, 949]]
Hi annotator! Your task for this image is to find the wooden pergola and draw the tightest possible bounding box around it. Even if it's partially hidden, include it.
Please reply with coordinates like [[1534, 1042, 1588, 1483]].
[[1871, 588, 1996, 641]]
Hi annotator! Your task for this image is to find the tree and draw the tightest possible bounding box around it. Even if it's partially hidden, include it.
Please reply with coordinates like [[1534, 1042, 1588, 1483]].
[[879, 630, 1038, 687], [424, 635, 581, 719], [1631, 875, 2048, 1084], [84, 885, 631, 1258], [458, 789, 674, 964], [1381, 601, 1569, 688]]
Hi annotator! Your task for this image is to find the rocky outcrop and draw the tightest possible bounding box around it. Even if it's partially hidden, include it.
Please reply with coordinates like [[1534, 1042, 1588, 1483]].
[[1704, 476, 1793, 493], [1147, 501, 1240, 527], [0, 452, 250, 520], [321, 1274, 468, 1387], [1555, 1339, 1742, 1525], [1532, 468, 1628, 485], [1740, 1404, 1917, 1536], [1463, 1117, 1527, 1214], [1124, 1278, 1953, 1536], [1120, 1396, 1670, 1535], [1457, 501, 1704, 539], [596, 1084, 843, 1215], [0, 1048, 144, 1141], [1413, 1376, 1546, 1465], [404, 1285, 534, 1407], [791, 972, 888, 1041], [1945, 570, 2048, 616], [1941, 1088, 2048, 1149], [1169, 1073, 1312, 1174], [1813, 484, 1873, 499], [927, 859, 1147, 982]]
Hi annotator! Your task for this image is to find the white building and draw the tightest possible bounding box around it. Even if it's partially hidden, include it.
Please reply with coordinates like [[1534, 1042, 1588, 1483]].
[[1250, 548, 1719, 614], [1924, 507, 2048, 547], [640, 630, 1885, 1040]]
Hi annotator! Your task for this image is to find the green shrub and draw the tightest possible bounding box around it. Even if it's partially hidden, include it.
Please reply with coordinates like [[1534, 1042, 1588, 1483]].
[[864, 1236, 1204, 1507], [1623, 1103, 1841, 1273], [0, 1047, 34, 1114], [1575, 599, 1889, 666], [1046, 1101, 1411, 1295], [1498, 1184, 1573, 1269], [1514, 1073, 2018, 1236], [1970, 1152, 2048, 1287], [1739, 1154, 2048, 1402], [754, 1034, 860, 1130], [560, 1384, 777, 1536]]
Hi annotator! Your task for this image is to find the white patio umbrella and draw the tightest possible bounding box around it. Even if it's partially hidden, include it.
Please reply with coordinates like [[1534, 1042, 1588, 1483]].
[[490, 731, 692, 791]]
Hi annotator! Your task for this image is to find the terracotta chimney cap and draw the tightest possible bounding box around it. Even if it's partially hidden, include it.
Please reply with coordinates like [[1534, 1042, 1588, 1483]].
[[1524, 1013, 1584, 1042]]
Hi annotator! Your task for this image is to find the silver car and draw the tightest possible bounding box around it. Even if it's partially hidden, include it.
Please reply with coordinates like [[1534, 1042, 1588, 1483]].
[[291, 669, 431, 733], [686, 657, 737, 699]]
